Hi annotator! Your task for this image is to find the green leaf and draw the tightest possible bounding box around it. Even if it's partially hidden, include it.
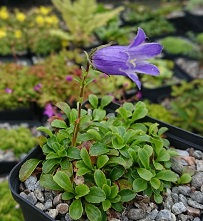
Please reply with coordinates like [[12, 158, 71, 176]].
[[60, 158, 70, 170], [36, 136, 47, 148], [102, 184, 111, 198], [119, 189, 136, 202], [156, 170, 178, 182], [138, 148, 150, 169], [111, 202, 123, 212], [131, 101, 148, 122], [93, 109, 106, 121], [153, 161, 163, 170], [100, 95, 113, 109], [53, 171, 74, 192], [150, 178, 161, 189], [90, 143, 109, 156], [154, 194, 163, 204], [40, 174, 63, 191], [85, 186, 106, 203], [75, 184, 90, 199], [37, 126, 53, 137], [89, 94, 98, 109], [133, 178, 148, 192], [102, 199, 111, 211], [62, 191, 75, 200], [158, 127, 168, 136], [67, 146, 81, 159], [55, 102, 71, 119], [97, 155, 109, 168], [19, 159, 41, 182], [116, 107, 132, 119], [178, 173, 192, 184], [80, 148, 93, 170], [69, 199, 83, 220], [87, 129, 102, 141], [85, 203, 102, 221], [109, 166, 125, 181], [51, 119, 67, 129], [42, 158, 59, 173], [107, 156, 127, 168], [94, 169, 107, 188], [109, 185, 119, 199], [156, 149, 170, 162], [137, 168, 153, 181]]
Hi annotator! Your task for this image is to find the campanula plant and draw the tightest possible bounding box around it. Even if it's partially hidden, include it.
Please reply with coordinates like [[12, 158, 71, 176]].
[[19, 28, 191, 221]]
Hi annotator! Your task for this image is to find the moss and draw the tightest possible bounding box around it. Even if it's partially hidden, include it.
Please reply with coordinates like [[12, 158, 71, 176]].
[[0, 181, 23, 221]]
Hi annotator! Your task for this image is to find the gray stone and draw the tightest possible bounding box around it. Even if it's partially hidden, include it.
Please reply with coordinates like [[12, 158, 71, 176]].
[[19, 192, 28, 199], [171, 192, 179, 203], [171, 157, 184, 174], [187, 206, 201, 217], [189, 191, 203, 203], [193, 218, 201, 221], [187, 199, 203, 209], [191, 172, 203, 189], [196, 160, 203, 171], [148, 209, 158, 220], [177, 149, 189, 157], [155, 209, 175, 221], [24, 176, 37, 191], [178, 185, 191, 196], [27, 192, 37, 205], [177, 214, 188, 221], [163, 195, 174, 210], [35, 202, 45, 211], [53, 193, 62, 206], [171, 202, 187, 215], [44, 191, 54, 201], [56, 203, 69, 214], [34, 188, 44, 202], [64, 213, 73, 221], [193, 150, 203, 160], [179, 194, 188, 207], [127, 208, 146, 220], [46, 209, 58, 219], [44, 199, 53, 210]]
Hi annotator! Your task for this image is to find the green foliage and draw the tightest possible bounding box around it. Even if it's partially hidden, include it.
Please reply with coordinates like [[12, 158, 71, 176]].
[[185, 0, 203, 10], [19, 97, 187, 220], [139, 17, 175, 37], [0, 181, 23, 221], [0, 126, 37, 157], [51, 0, 124, 47], [159, 36, 201, 59], [0, 63, 39, 110]]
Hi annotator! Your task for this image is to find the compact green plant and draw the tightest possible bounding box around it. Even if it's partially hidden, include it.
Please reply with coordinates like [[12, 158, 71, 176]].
[[0, 181, 23, 221], [0, 126, 37, 157], [159, 36, 201, 59], [50, 0, 124, 47], [18, 28, 191, 221]]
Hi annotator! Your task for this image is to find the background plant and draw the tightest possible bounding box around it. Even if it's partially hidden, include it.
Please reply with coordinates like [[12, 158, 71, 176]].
[[0, 126, 37, 157], [50, 0, 124, 48]]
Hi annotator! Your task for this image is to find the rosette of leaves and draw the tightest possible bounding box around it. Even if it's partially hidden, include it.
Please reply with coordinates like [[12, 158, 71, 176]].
[[50, 0, 124, 48], [19, 96, 190, 221]]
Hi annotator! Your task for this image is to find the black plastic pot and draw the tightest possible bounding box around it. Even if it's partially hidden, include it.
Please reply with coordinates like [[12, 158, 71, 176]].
[[9, 113, 203, 221], [185, 10, 203, 33]]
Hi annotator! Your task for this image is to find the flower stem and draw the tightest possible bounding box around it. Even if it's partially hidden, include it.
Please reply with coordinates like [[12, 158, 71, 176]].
[[71, 62, 90, 147]]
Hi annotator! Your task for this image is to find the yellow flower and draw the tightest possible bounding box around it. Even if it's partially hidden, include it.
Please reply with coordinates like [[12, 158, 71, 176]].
[[0, 29, 7, 38], [61, 40, 68, 48], [45, 15, 59, 26], [0, 7, 9, 20], [35, 15, 45, 25], [39, 6, 51, 15], [14, 30, 22, 39], [16, 12, 26, 22]]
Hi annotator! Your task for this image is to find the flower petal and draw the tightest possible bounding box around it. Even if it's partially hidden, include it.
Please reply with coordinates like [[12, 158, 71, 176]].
[[134, 62, 160, 76], [120, 68, 141, 89], [128, 43, 163, 60], [128, 27, 146, 48]]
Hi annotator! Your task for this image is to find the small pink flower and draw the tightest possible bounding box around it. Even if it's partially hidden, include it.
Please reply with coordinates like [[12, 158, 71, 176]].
[[66, 75, 73, 81], [5, 88, 12, 94], [43, 103, 55, 118], [34, 83, 42, 91]]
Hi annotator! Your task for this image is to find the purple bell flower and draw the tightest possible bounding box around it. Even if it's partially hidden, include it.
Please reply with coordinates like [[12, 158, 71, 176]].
[[91, 27, 163, 89]]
